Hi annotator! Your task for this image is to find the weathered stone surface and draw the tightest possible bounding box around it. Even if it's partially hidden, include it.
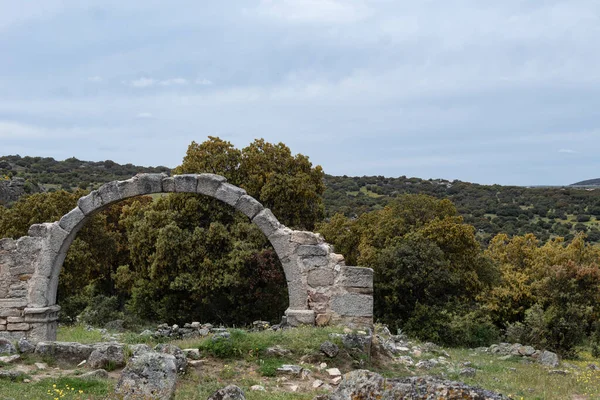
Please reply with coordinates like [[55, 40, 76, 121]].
[[215, 183, 246, 206], [308, 268, 335, 287], [316, 313, 332, 326], [235, 195, 263, 219], [17, 337, 34, 354], [252, 209, 281, 237], [58, 207, 86, 233], [129, 343, 152, 357], [172, 174, 198, 192], [268, 229, 298, 259], [162, 176, 175, 192], [277, 364, 303, 376], [77, 191, 103, 216], [331, 293, 373, 317], [320, 341, 339, 358], [7, 322, 29, 331], [207, 385, 246, 400], [88, 343, 125, 369], [80, 369, 109, 380], [0, 337, 17, 354], [35, 341, 94, 364], [298, 244, 329, 257], [318, 370, 507, 400], [97, 181, 121, 205], [154, 343, 187, 373], [115, 351, 178, 400], [286, 309, 315, 326], [197, 173, 227, 196], [265, 345, 291, 357], [339, 267, 373, 289], [291, 231, 323, 245], [539, 350, 560, 367], [302, 256, 329, 269]]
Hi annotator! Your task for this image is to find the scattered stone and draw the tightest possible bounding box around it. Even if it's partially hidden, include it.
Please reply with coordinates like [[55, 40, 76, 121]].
[[80, 369, 109, 380], [251, 385, 266, 391], [331, 376, 342, 385], [213, 331, 231, 341], [17, 338, 35, 354], [139, 329, 153, 337], [277, 364, 303, 376], [154, 343, 187, 373], [327, 367, 342, 376], [287, 384, 299, 392], [588, 363, 600, 371], [415, 359, 439, 370], [538, 350, 560, 367], [0, 338, 17, 355], [207, 385, 246, 400], [0, 370, 24, 380], [549, 370, 568, 375], [252, 321, 270, 331], [313, 379, 324, 388], [397, 356, 414, 366], [460, 367, 477, 377], [183, 348, 201, 360], [319, 362, 328, 370], [317, 370, 507, 400], [77, 360, 87, 367], [115, 351, 178, 400], [188, 360, 204, 368], [266, 345, 291, 357], [35, 362, 47, 370], [518, 345, 536, 356], [23, 378, 31, 383], [88, 343, 125, 369], [320, 341, 339, 358], [35, 341, 94, 364], [499, 355, 513, 361], [0, 354, 20, 363]]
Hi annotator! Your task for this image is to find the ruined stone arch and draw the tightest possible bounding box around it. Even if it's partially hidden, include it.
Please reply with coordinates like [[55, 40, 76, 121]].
[[0, 174, 373, 341]]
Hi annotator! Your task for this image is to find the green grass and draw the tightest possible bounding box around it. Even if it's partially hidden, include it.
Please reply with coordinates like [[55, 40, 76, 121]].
[[56, 324, 104, 343], [0, 377, 112, 400]]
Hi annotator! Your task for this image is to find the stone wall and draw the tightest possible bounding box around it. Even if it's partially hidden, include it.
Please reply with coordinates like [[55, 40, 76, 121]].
[[0, 173, 374, 341]]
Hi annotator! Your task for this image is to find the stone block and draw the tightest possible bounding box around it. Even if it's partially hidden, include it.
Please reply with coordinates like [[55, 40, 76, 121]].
[[252, 209, 281, 237], [7, 323, 29, 331], [0, 299, 27, 309], [234, 195, 263, 219], [58, 207, 85, 233], [0, 319, 5, 325], [285, 309, 315, 326], [174, 174, 198, 193], [27, 223, 53, 238], [0, 309, 22, 318], [6, 317, 23, 323], [291, 231, 323, 245], [0, 238, 16, 251], [0, 325, 5, 331], [136, 174, 165, 195], [77, 191, 103, 216], [302, 256, 329, 269], [339, 267, 373, 289], [268, 229, 297, 259], [286, 280, 308, 308], [307, 268, 335, 287], [331, 293, 373, 317], [214, 183, 246, 206], [316, 313, 332, 326], [162, 177, 175, 192], [97, 181, 121, 205], [42, 223, 69, 255], [297, 244, 329, 257], [197, 174, 227, 197]]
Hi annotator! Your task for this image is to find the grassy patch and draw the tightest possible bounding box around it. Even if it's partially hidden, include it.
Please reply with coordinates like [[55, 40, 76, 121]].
[[56, 324, 104, 343], [0, 377, 112, 400]]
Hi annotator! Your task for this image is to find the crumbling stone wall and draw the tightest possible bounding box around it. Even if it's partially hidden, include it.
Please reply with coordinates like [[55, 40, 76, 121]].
[[0, 173, 373, 341]]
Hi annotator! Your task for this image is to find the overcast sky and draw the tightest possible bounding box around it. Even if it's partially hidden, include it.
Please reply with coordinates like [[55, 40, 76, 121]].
[[1, 1, 599, 185]]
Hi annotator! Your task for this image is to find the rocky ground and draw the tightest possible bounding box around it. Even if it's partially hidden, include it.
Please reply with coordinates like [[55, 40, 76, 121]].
[[1, 323, 600, 399]]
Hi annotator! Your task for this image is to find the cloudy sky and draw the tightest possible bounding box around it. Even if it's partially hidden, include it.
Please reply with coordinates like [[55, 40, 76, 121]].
[[1, 1, 599, 185]]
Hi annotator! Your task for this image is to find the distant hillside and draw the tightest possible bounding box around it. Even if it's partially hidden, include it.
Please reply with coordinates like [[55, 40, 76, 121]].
[[3, 154, 600, 245], [0, 155, 170, 205], [572, 178, 600, 186], [324, 175, 600, 244]]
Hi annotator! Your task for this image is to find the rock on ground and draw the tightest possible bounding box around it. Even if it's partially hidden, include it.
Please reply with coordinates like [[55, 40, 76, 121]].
[[0, 338, 17, 355], [35, 342, 94, 364], [87, 343, 125, 369], [320, 341, 339, 358], [207, 385, 246, 400], [80, 369, 109, 380], [115, 351, 178, 400], [316, 369, 507, 400], [538, 350, 560, 367], [154, 343, 187, 373], [17, 338, 35, 354]]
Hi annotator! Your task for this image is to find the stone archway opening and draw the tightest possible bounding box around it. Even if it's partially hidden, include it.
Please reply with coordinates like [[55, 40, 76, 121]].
[[0, 173, 373, 341]]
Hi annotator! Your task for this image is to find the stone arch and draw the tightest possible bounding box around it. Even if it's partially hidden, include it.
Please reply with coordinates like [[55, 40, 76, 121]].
[[0, 174, 373, 341]]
